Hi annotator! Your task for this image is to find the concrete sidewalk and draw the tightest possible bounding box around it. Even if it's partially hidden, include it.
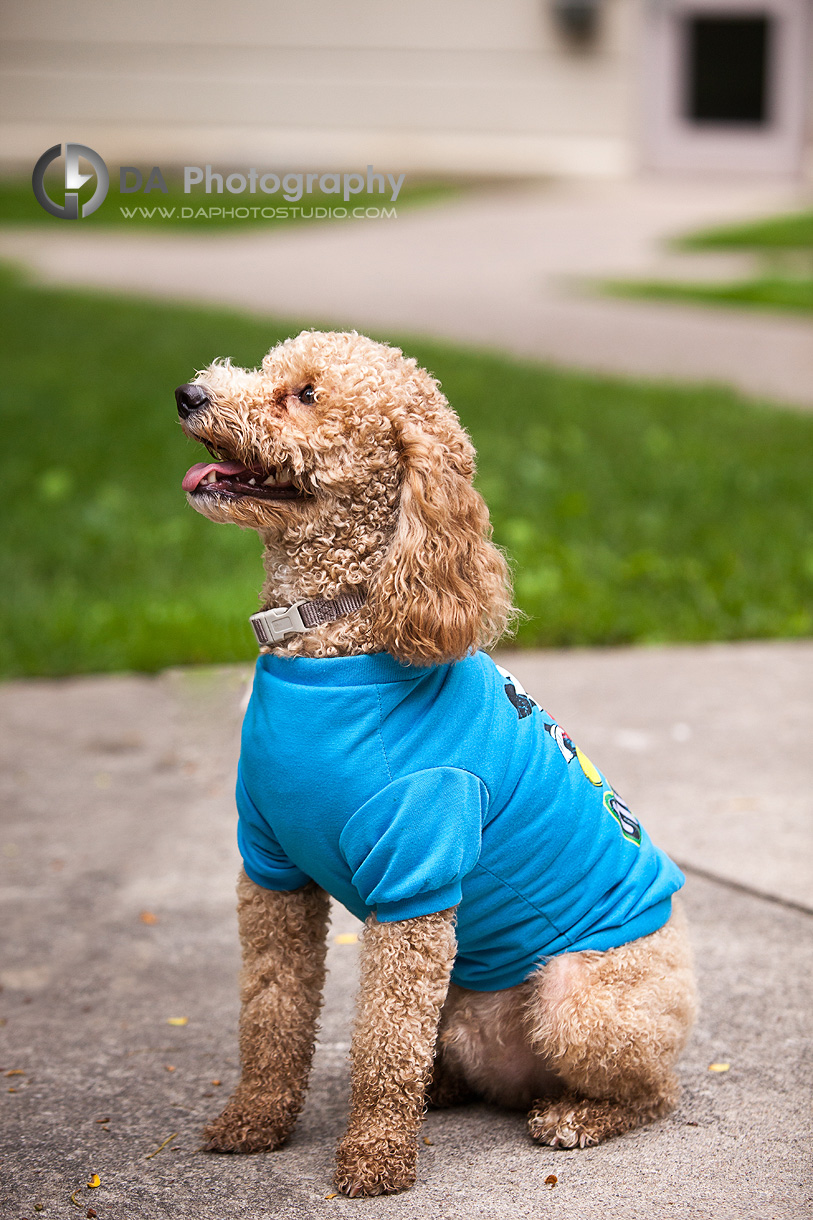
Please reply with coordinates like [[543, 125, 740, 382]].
[[2, 642, 811, 1220], [2, 175, 813, 407]]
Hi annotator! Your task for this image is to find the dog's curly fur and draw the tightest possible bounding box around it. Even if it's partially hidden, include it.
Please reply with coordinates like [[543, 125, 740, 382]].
[[180, 330, 697, 1196]]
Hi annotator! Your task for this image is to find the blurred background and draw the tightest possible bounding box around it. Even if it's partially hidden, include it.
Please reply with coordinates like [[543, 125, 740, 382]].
[[2, 0, 812, 176], [0, 0, 812, 675]]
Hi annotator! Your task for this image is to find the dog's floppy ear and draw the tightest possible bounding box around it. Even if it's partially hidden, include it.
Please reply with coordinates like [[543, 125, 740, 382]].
[[367, 412, 514, 667]]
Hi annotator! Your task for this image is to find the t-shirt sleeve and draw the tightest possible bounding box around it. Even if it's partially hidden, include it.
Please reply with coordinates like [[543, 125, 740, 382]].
[[236, 767, 311, 892], [338, 767, 486, 921]]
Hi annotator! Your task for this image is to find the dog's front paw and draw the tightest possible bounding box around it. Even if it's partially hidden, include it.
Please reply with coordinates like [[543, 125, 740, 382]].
[[203, 1089, 297, 1153], [334, 1134, 418, 1197]]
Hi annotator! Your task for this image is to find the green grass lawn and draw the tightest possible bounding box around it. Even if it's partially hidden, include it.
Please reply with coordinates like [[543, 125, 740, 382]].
[[1, 261, 811, 678], [675, 209, 813, 251], [604, 275, 813, 315], [0, 173, 459, 230], [605, 207, 813, 315]]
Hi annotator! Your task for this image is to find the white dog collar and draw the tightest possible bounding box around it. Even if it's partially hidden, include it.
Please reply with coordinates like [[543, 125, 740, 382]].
[[250, 592, 366, 647]]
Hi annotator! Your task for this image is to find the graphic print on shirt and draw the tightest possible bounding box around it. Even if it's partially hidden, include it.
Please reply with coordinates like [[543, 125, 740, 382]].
[[494, 660, 641, 846], [494, 662, 538, 719], [543, 720, 603, 786], [604, 789, 642, 846]]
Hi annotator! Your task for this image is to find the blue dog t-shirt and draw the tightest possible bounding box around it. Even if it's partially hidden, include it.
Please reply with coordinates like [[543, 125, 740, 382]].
[[236, 650, 684, 991]]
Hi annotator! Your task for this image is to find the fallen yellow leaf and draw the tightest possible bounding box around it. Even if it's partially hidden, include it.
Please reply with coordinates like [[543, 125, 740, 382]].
[[87, 1173, 101, 1188], [166, 1017, 188, 1026], [165, 1064, 176, 1072], [325, 1193, 339, 1200], [69, 1189, 82, 1207], [423, 1136, 434, 1145], [140, 911, 158, 925], [4, 1069, 24, 1076], [333, 933, 359, 945], [708, 1062, 730, 1073]]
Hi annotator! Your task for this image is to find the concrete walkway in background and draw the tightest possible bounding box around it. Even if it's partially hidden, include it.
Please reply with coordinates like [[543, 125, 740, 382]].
[[2, 642, 811, 1220], [2, 175, 813, 406]]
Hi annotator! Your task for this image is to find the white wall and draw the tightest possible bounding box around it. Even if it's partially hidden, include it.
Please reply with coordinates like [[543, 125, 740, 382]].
[[0, 0, 641, 177]]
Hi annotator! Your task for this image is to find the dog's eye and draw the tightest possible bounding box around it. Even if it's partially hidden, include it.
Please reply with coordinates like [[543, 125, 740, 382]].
[[298, 384, 316, 406]]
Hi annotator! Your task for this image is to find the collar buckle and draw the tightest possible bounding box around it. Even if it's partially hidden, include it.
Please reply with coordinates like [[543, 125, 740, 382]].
[[250, 602, 307, 646]]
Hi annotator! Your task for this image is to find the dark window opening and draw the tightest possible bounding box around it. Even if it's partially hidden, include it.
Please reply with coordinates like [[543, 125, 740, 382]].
[[684, 14, 771, 124]]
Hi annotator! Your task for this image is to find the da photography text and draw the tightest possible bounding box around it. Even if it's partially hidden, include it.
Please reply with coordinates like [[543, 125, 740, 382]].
[[32, 143, 405, 221]]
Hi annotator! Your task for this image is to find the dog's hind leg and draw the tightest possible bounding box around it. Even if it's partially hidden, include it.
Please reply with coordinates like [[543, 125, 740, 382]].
[[524, 902, 697, 1149], [203, 869, 330, 1153], [334, 909, 457, 1197], [528, 1091, 676, 1148]]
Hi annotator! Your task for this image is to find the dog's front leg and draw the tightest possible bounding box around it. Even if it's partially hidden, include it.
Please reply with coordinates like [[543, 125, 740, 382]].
[[204, 869, 330, 1153], [334, 909, 456, 1197]]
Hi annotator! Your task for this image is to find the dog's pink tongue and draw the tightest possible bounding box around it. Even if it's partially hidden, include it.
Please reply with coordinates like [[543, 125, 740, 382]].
[[182, 460, 249, 492]]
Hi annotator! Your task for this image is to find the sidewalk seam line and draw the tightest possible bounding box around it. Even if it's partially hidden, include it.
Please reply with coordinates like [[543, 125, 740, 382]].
[[675, 859, 813, 918]]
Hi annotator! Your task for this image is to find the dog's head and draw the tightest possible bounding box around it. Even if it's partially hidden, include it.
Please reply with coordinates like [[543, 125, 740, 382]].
[[177, 330, 513, 666]]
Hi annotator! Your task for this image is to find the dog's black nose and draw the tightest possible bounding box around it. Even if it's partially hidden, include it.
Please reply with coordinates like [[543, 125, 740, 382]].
[[175, 383, 210, 419]]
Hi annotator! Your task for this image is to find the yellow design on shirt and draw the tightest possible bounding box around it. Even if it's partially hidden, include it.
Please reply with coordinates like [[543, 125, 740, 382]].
[[575, 747, 602, 786]]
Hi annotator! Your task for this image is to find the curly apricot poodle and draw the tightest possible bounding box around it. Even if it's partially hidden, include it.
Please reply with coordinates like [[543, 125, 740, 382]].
[[176, 331, 696, 1197]]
